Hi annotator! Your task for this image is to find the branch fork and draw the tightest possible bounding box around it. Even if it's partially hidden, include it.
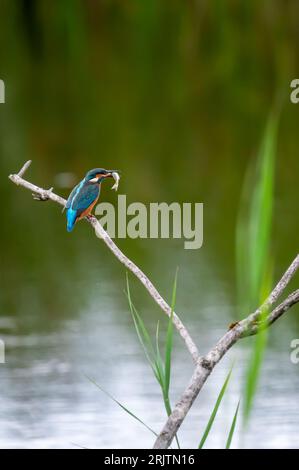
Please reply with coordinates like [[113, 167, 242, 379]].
[[9, 160, 299, 449]]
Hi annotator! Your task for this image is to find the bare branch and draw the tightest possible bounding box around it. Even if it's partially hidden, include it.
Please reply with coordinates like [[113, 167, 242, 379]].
[[153, 259, 299, 449], [265, 257, 299, 306], [18, 160, 32, 177], [267, 289, 299, 325], [9, 161, 299, 450], [9, 163, 66, 207], [9, 161, 199, 363], [243, 289, 299, 336], [242, 254, 299, 329]]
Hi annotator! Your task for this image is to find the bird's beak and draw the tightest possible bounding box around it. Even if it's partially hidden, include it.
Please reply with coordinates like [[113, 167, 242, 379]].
[[105, 170, 119, 178], [98, 172, 113, 181], [103, 172, 111, 178]]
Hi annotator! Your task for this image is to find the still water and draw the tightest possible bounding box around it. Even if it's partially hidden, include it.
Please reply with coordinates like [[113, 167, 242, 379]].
[[0, 236, 298, 449]]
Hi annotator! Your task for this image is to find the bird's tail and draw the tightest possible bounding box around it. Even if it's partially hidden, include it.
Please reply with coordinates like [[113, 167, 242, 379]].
[[66, 209, 77, 232]]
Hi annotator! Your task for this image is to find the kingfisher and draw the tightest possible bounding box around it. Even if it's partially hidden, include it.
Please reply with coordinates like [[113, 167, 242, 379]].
[[65, 168, 119, 232]]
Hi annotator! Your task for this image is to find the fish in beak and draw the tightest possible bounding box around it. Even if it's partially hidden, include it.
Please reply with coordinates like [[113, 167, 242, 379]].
[[111, 171, 120, 191]]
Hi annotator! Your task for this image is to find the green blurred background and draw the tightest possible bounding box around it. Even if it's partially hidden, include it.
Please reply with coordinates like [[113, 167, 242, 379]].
[[0, 0, 298, 448]]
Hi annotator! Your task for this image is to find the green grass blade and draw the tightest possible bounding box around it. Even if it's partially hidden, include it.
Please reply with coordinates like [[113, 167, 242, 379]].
[[131, 305, 156, 369], [244, 264, 272, 421], [157, 272, 181, 449], [125, 274, 156, 368], [236, 111, 279, 421], [225, 400, 240, 449], [244, 309, 269, 421], [165, 268, 178, 396], [154, 321, 165, 386], [198, 367, 233, 449], [126, 275, 165, 386], [125, 271, 180, 448], [86, 375, 158, 437], [248, 114, 277, 307], [243, 112, 278, 420], [244, 331, 267, 420], [236, 113, 278, 311]]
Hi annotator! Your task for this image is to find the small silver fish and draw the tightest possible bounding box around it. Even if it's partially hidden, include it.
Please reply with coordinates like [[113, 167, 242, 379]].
[[111, 171, 120, 191]]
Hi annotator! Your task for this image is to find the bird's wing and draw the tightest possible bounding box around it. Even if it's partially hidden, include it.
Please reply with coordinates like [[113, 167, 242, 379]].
[[65, 182, 81, 209], [71, 183, 100, 215]]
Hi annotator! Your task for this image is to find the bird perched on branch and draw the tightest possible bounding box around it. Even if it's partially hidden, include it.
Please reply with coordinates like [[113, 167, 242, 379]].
[[65, 168, 120, 232]]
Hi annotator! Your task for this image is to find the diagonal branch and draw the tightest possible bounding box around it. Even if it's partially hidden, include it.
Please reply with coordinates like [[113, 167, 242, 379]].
[[9, 161, 199, 363], [243, 289, 299, 337], [153, 256, 299, 449], [242, 254, 299, 328]]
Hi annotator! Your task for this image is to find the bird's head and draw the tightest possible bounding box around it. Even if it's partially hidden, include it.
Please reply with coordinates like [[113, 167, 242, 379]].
[[85, 168, 115, 184]]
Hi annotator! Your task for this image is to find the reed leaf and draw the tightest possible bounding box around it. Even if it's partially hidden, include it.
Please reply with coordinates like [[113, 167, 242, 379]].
[[236, 112, 279, 421], [165, 269, 178, 398], [125, 273, 180, 447], [86, 375, 158, 437], [198, 367, 233, 449], [225, 400, 240, 449]]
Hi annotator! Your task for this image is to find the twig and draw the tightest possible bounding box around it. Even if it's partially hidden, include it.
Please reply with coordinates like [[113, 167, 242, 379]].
[[243, 289, 299, 336], [242, 254, 299, 329], [153, 257, 299, 448], [18, 160, 32, 177], [9, 161, 199, 363]]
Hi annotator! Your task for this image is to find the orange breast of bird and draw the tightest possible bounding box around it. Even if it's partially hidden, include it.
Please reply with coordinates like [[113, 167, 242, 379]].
[[77, 195, 99, 220]]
